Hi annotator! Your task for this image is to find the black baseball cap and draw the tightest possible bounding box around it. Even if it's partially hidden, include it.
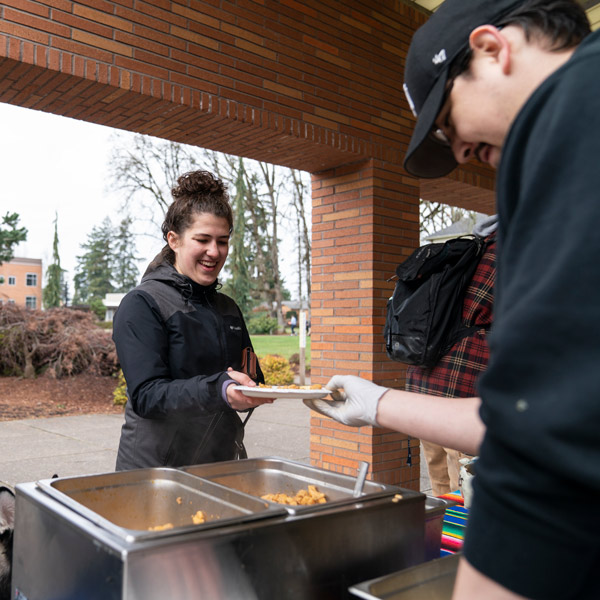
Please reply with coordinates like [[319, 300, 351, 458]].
[[402, 0, 523, 179]]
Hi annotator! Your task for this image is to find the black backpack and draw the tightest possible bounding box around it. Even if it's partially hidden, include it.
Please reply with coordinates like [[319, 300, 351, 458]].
[[384, 235, 489, 368]]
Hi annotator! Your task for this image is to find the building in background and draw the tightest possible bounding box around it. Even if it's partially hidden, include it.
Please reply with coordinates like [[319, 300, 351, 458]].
[[103, 293, 126, 322], [423, 213, 492, 244], [0, 257, 43, 308]]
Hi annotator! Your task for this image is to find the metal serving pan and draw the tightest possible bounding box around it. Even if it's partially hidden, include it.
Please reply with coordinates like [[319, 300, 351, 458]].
[[182, 456, 404, 515], [349, 553, 459, 600], [36, 467, 285, 542]]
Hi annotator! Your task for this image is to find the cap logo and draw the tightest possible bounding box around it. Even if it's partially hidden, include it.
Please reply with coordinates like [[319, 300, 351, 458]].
[[402, 83, 417, 117], [432, 49, 447, 65]]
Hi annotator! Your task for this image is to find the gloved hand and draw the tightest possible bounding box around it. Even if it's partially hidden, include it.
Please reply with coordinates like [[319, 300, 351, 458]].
[[303, 375, 389, 427]]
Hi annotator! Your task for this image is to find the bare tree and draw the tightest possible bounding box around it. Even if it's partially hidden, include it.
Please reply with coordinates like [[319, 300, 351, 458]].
[[258, 161, 286, 328], [420, 201, 476, 238], [289, 169, 311, 301], [108, 133, 201, 234], [108, 136, 304, 328]]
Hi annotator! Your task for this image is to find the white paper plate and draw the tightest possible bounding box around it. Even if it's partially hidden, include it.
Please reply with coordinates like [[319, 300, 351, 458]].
[[233, 385, 330, 400]]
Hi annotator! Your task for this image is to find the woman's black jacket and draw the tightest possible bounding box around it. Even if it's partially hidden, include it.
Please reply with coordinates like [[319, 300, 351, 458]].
[[113, 259, 262, 470]]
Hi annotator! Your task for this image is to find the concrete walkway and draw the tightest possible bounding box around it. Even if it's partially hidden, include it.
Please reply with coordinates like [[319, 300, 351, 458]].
[[0, 399, 432, 493]]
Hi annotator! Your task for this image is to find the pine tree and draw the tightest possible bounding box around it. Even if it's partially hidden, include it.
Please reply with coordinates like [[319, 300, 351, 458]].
[[0, 212, 28, 265], [113, 215, 140, 292], [43, 214, 65, 308], [73, 217, 115, 305], [62, 280, 70, 307]]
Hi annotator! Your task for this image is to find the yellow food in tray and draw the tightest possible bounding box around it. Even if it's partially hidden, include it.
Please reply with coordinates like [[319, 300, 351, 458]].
[[148, 509, 207, 530], [148, 522, 174, 531], [191, 510, 206, 524], [262, 484, 327, 506]]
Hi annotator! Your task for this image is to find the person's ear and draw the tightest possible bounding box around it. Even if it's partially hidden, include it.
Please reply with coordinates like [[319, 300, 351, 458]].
[[469, 25, 511, 75], [166, 230, 179, 251]]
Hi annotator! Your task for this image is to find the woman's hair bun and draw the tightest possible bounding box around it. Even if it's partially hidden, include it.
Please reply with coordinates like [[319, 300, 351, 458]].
[[172, 171, 224, 198]]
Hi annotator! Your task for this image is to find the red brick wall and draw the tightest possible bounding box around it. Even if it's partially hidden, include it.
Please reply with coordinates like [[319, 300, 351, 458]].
[[309, 159, 421, 487], [0, 0, 429, 173]]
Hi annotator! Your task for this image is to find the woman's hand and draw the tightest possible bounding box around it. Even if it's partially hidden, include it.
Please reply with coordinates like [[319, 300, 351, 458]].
[[225, 369, 274, 411]]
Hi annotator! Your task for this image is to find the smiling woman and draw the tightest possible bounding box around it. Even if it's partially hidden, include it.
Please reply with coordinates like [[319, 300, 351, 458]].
[[167, 213, 230, 287], [161, 171, 233, 287], [111, 169, 272, 472]]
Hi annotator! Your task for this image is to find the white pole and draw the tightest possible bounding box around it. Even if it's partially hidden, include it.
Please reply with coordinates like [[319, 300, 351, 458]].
[[299, 311, 306, 385]]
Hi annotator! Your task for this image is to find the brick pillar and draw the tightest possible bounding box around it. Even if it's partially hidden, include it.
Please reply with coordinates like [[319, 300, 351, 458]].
[[309, 159, 422, 489]]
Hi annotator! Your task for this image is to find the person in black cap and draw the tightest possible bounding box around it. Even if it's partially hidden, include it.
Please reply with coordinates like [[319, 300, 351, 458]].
[[305, 1, 600, 598]]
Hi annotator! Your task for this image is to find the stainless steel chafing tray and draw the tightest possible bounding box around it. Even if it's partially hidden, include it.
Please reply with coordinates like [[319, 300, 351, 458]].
[[349, 553, 460, 600], [182, 456, 402, 514], [14, 459, 429, 599], [35, 467, 284, 541]]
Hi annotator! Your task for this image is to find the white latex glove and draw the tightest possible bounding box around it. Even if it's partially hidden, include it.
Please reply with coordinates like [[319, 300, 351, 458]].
[[302, 374, 389, 427]]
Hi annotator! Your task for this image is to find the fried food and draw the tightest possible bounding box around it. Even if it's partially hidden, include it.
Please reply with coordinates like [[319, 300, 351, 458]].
[[148, 522, 174, 531], [262, 484, 327, 506], [148, 507, 206, 530], [258, 384, 323, 390], [191, 510, 206, 524]]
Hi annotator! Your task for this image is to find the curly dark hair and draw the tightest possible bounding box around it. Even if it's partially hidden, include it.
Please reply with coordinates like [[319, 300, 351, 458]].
[[158, 170, 233, 265]]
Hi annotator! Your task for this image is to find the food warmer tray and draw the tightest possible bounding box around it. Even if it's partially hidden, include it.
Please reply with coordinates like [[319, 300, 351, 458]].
[[13, 459, 429, 599], [35, 467, 285, 542], [349, 553, 460, 599], [182, 456, 403, 514]]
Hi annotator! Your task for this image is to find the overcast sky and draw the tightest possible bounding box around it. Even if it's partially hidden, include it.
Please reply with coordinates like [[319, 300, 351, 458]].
[[0, 102, 156, 283], [1, 101, 300, 297]]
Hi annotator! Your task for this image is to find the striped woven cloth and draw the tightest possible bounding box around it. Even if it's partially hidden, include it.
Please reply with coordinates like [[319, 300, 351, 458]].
[[438, 491, 468, 556]]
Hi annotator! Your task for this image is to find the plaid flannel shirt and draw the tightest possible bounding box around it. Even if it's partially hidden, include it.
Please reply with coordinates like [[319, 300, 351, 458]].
[[406, 234, 496, 398]]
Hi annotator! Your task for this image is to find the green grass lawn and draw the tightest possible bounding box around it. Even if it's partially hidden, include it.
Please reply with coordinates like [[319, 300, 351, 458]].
[[250, 334, 311, 364]]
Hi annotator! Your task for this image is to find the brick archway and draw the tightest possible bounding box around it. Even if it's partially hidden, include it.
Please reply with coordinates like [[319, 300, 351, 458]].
[[0, 1, 495, 488]]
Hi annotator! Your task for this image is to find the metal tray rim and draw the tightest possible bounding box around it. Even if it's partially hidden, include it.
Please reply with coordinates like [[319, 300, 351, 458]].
[[348, 553, 460, 599], [36, 467, 286, 542], [181, 456, 415, 515]]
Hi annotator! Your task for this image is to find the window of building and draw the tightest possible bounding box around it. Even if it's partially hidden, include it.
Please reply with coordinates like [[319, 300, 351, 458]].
[[7, 299, 15, 304], [25, 296, 37, 309], [8, 276, 16, 285], [26, 273, 38, 287]]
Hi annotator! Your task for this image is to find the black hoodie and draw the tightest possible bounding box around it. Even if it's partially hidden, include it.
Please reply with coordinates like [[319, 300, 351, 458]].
[[113, 258, 262, 470]]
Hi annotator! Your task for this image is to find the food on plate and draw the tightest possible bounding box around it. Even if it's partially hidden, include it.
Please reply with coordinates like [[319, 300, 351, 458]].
[[262, 484, 327, 506], [257, 383, 323, 390]]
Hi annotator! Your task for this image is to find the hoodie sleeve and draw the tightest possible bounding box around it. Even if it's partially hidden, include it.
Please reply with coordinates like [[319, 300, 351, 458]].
[[112, 290, 233, 419]]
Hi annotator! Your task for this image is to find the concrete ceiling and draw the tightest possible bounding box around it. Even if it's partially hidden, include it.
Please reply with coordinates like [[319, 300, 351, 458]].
[[409, 1, 600, 30]]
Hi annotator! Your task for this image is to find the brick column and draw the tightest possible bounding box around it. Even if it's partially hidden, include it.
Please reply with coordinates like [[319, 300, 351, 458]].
[[309, 159, 422, 489]]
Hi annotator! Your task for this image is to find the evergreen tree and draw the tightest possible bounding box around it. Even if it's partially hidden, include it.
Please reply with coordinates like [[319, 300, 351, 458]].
[[73, 217, 115, 304], [62, 279, 70, 307], [43, 214, 65, 308], [0, 212, 28, 265], [113, 215, 140, 292]]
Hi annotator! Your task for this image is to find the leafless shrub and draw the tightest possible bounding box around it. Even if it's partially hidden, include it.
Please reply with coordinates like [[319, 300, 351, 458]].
[[0, 305, 118, 378]]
